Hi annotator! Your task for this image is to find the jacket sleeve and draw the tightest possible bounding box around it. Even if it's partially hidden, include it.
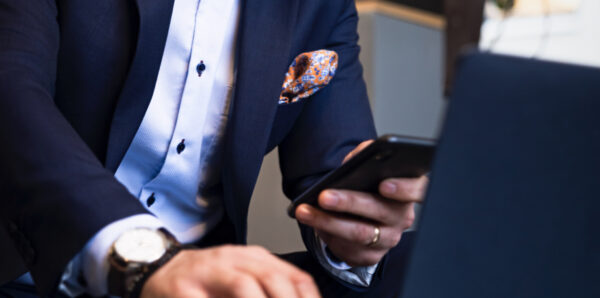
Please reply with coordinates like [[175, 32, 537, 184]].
[[278, 0, 376, 206], [0, 0, 149, 295], [277, 0, 379, 289]]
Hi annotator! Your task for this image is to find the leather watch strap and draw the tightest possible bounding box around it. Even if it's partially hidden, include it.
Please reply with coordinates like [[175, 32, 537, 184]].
[[128, 244, 181, 298]]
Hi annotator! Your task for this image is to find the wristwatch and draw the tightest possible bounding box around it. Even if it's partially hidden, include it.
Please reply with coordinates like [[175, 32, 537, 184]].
[[107, 228, 181, 298]]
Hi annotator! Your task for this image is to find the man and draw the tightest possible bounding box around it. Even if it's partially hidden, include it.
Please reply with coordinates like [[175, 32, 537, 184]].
[[0, 0, 426, 297]]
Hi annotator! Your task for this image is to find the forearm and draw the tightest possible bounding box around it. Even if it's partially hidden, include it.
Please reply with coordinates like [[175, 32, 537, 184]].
[[0, 0, 148, 294]]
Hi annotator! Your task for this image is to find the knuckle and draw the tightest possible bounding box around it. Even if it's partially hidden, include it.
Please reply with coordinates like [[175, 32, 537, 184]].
[[377, 205, 393, 223], [215, 245, 244, 260], [231, 275, 255, 290], [221, 244, 236, 252], [261, 271, 278, 284], [293, 271, 314, 284], [390, 231, 403, 247], [358, 251, 384, 266], [398, 183, 412, 198], [248, 245, 268, 254], [412, 179, 427, 199], [339, 193, 353, 210], [404, 208, 416, 228], [313, 211, 331, 228], [398, 180, 414, 196], [367, 252, 385, 264], [411, 187, 422, 200], [364, 256, 379, 266], [351, 225, 372, 243], [295, 274, 316, 289], [216, 245, 234, 257], [171, 279, 189, 294]]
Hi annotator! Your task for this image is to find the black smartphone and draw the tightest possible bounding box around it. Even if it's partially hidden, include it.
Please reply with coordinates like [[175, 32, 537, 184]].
[[287, 134, 436, 218]]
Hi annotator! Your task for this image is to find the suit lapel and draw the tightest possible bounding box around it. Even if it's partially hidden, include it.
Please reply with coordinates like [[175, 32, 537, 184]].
[[103, 0, 298, 239], [222, 0, 299, 241], [105, 0, 175, 172]]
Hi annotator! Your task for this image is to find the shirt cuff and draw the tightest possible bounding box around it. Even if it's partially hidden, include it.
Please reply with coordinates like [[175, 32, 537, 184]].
[[59, 214, 164, 296], [311, 231, 379, 287]]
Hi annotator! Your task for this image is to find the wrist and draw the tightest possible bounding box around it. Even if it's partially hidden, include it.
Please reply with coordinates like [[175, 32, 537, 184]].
[[107, 228, 181, 298]]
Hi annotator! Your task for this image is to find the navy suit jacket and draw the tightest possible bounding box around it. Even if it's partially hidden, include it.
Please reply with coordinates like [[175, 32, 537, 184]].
[[0, 0, 376, 295]]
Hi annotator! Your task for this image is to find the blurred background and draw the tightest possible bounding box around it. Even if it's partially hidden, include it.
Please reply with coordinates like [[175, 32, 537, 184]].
[[246, 0, 599, 253]]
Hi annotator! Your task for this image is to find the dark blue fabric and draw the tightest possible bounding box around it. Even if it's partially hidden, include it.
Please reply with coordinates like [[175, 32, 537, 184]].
[[401, 53, 600, 298], [0, 282, 70, 298], [0, 0, 376, 295], [0, 0, 151, 294], [104, 0, 176, 172]]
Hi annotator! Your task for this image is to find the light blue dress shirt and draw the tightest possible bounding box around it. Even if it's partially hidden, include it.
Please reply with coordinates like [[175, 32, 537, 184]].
[[28, 0, 378, 296]]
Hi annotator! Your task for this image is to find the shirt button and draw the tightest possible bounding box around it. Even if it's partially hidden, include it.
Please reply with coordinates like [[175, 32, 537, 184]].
[[177, 139, 186, 154], [196, 61, 206, 77], [147, 193, 156, 207]]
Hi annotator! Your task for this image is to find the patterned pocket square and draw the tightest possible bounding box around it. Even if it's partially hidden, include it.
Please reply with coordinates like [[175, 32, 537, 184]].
[[279, 50, 338, 104]]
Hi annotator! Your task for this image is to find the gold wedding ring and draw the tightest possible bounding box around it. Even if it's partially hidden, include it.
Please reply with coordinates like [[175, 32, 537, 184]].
[[367, 226, 381, 247]]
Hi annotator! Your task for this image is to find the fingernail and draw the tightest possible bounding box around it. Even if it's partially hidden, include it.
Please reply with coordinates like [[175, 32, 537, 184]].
[[296, 206, 313, 221], [383, 182, 397, 194], [322, 191, 339, 207]]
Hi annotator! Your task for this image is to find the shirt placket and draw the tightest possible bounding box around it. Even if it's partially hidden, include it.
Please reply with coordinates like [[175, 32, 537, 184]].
[[139, 0, 235, 236]]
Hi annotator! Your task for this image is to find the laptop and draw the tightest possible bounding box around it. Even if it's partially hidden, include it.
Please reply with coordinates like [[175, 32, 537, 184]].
[[400, 52, 600, 298]]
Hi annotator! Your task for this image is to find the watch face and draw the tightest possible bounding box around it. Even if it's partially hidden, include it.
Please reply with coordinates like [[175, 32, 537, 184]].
[[114, 229, 168, 263]]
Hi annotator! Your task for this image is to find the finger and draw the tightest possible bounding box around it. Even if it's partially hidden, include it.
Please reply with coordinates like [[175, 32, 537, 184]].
[[180, 288, 209, 298], [379, 176, 428, 202], [297, 204, 400, 248], [315, 230, 388, 266], [318, 189, 401, 225], [254, 271, 299, 298], [171, 280, 211, 298], [236, 246, 319, 298], [342, 140, 374, 164], [219, 271, 268, 298], [297, 279, 322, 298]]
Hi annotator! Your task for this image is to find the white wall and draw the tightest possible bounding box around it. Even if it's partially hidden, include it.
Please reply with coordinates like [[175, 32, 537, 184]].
[[480, 0, 600, 67], [367, 13, 445, 139]]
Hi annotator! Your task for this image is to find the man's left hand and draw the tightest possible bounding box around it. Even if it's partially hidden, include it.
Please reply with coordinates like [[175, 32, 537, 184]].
[[295, 140, 428, 267]]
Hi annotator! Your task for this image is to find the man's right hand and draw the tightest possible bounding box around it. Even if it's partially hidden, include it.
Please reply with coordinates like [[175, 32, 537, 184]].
[[140, 245, 321, 298]]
